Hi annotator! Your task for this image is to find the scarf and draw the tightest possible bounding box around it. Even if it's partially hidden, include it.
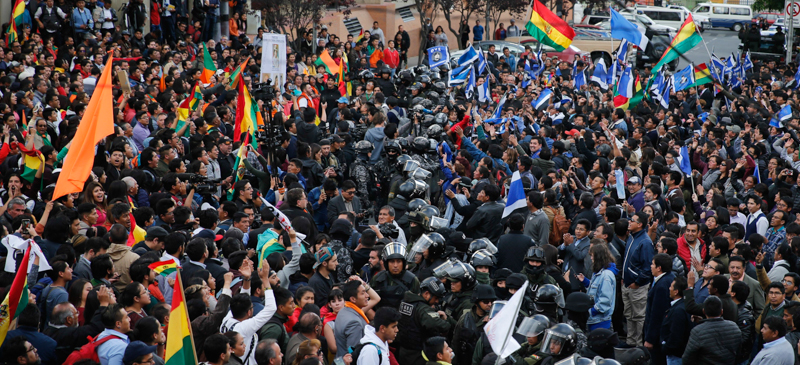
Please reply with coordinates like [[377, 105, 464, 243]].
[[38, 132, 51, 146], [345, 301, 368, 323]]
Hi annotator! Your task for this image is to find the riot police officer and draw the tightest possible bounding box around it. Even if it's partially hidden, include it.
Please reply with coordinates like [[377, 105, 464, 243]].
[[350, 140, 377, 218], [511, 315, 552, 365], [410, 232, 448, 281], [471, 249, 497, 285], [370, 242, 420, 310], [442, 261, 477, 325], [539, 324, 579, 365], [396, 277, 452, 365], [375, 139, 403, 208], [451, 284, 496, 365]]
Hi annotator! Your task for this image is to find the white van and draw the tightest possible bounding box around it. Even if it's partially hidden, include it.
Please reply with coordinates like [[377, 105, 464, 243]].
[[636, 5, 707, 32], [692, 3, 753, 31]]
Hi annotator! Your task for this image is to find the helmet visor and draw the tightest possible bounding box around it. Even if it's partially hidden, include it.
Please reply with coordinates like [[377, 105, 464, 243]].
[[469, 238, 498, 255], [408, 234, 434, 261], [445, 262, 471, 282], [383, 243, 407, 260], [517, 316, 550, 337], [411, 168, 432, 180], [430, 216, 448, 230], [433, 260, 455, 279], [489, 300, 507, 319], [403, 160, 421, 172], [541, 330, 569, 356]]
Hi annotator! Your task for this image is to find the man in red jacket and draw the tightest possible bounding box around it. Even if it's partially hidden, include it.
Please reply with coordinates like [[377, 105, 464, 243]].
[[677, 221, 705, 274]]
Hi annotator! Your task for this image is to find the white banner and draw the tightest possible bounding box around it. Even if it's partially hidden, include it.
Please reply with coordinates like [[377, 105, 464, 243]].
[[484, 280, 527, 358], [260, 33, 287, 88]]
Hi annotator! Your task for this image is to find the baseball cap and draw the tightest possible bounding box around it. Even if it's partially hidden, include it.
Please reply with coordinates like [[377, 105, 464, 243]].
[[726, 125, 741, 134], [220, 136, 232, 144], [319, 139, 331, 146], [123, 341, 157, 365], [313, 247, 335, 269], [195, 229, 223, 242], [145, 226, 169, 241], [564, 129, 580, 137], [8, 61, 20, 68], [331, 135, 344, 143], [626, 176, 642, 185], [337, 96, 349, 104], [449, 231, 472, 249]]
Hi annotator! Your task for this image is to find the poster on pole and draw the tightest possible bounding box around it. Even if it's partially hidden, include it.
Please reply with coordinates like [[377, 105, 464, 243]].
[[260, 34, 287, 87]]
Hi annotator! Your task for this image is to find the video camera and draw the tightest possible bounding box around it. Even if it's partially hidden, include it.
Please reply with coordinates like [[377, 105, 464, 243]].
[[176, 173, 221, 194]]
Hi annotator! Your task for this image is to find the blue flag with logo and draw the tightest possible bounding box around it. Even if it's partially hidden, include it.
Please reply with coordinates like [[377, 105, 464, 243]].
[[672, 64, 695, 92], [427, 46, 449, 68]]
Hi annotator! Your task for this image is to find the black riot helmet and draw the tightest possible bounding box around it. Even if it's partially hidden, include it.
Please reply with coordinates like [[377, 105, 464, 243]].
[[446, 261, 477, 290], [470, 249, 497, 268], [471, 284, 498, 302], [413, 136, 429, 152], [540, 323, 578, 357], [384, 139, 402, 157], [396, 154, 413, 171], [421, 276, 447, 298], [468, 238, 498, 256], [397, 180, 416, 199], [427, 232, 446, 258], [535, 284, 565, 308], [408, 198, 428, 212], [419, 205, 440, 219], [355, 140, 373, 154]]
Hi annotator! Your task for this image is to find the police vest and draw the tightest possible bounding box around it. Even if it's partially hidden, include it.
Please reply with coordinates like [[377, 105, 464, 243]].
[[373, 270, 415, 309], [396, 300, 425, 351]]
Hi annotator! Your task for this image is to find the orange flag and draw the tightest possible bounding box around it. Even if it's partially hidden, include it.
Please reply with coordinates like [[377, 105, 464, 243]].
[[53, 55, 115, 200]]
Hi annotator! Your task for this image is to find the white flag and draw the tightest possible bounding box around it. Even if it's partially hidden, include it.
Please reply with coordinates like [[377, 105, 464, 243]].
[[259, 196, 307, 241], [484, 281, 528, 358]]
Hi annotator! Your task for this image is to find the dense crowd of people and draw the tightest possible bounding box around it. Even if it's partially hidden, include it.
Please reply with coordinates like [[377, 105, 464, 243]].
[[2, 1, 800, 365]]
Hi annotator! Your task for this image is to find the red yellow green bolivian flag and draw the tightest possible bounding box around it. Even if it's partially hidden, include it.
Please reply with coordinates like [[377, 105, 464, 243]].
[[164, 272, 197, 365], [651, 14, 702, 72], [149, 260, 180, 277], [175, 82, 203, 137], [314, 49, 339, 75], [0, 244, 32, 347], [228, 56, 251, 89], [525, 0, 575, 52]]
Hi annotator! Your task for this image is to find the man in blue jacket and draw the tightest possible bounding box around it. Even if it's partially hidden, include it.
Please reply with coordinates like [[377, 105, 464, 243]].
[[622, 211, 654, 347], [644, 253, 675, 365], [457, 127, 512, 175]]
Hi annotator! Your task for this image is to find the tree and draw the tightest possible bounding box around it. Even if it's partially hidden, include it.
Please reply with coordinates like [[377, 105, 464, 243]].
[[432, 0, 486, 49], [752, 0, 782, 11], [484, 0, 528, 40], [412, 0, 437, 66], [252, 0, 355, 45]]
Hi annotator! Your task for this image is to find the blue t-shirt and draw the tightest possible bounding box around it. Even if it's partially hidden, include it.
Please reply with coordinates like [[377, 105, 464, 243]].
[[40, 285, 69, 325], [473, 25, 484, 41]]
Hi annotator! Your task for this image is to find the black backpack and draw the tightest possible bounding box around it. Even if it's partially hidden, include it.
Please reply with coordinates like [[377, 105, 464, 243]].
[[349, 343, 382, 364]]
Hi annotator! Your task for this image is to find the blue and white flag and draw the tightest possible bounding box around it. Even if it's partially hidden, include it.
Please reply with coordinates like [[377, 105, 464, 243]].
[[573, 59, 586, 90], [427, 46, 449, 68], [610, 9, 649, 50], [502, 171, 528, 218], [678, 146, 692, 177], [448, 64, 471, 87], [591, 57, 609, 90], [794, 66, 800, 90], [779, 104, 793, 124], [492, 93, 507, 120], [532, 49, 545, 78], [476, 47, 487, 75], [478, 77, 491, 102], [709, 54, 725, 81], [458, 45, 480, 67], [533, 88, 553, 111], [611, 40, 628, 84], [465, 67, 476, 99], [743, 51, 754, 72], [650, 69, 669, 109], [614, 170, 626, 199], [672, 64, 695, 92], [724, 54, 736, 80], [556, 94, 573, 109]]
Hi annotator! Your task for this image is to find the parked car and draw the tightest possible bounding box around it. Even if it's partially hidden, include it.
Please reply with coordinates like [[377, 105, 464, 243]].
[[637, 33, 679, 71], [692, 2, 753, 31], [753, 12, 781, 25]]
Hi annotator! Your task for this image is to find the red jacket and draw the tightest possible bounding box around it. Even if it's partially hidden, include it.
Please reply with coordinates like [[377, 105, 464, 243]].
[[677, 235, 706, 268], [383, 49, 399, 69]]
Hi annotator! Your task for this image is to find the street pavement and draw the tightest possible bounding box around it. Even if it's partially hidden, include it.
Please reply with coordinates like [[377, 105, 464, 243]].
[[681, 29, 743, 67]]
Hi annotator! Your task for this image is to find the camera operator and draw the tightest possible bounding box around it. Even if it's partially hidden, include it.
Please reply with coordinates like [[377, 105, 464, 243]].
[[377, 205, 406, 245], [162, 173, 195, 210]]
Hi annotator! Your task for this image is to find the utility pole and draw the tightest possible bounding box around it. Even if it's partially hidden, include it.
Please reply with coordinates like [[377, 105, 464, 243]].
[[220, 0, 230, 39]]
